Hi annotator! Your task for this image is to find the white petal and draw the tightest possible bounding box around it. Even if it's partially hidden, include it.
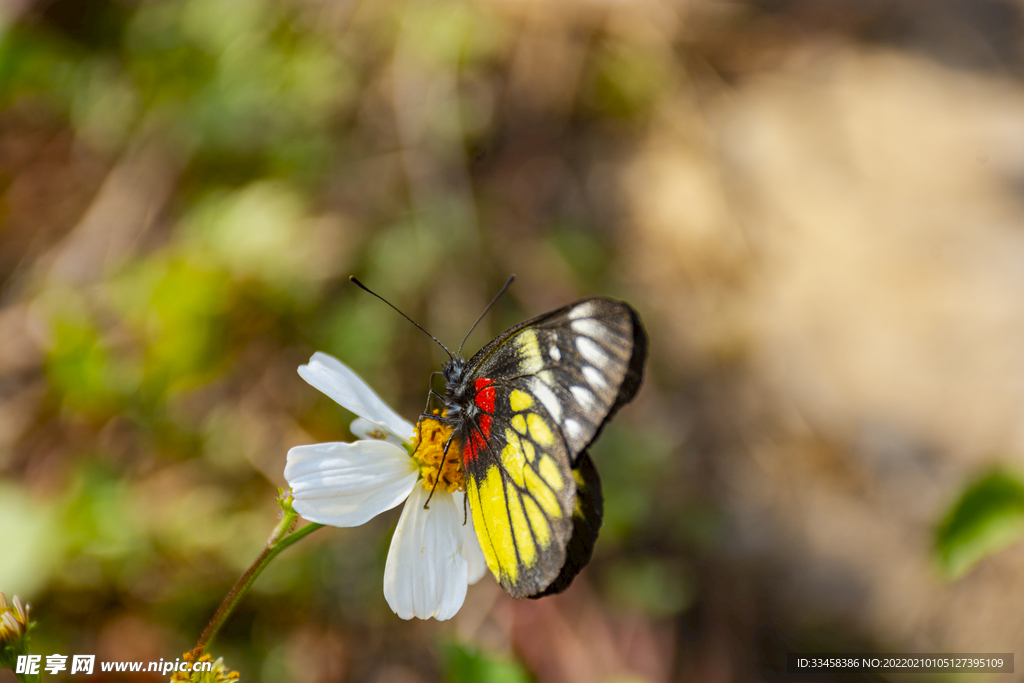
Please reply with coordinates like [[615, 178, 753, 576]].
[[285, 440, 418, 527], [350, 417, 409, 448], [299, 352, 414, 443], [452, 491, 487, 585], [383, 486, 468, 621]]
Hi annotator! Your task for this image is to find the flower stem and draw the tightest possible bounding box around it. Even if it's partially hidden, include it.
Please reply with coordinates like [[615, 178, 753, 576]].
[[192, 495, 323, 656]]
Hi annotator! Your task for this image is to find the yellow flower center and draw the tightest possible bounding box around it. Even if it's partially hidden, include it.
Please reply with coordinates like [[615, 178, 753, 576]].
[[410, 414, 464, 493], [170, 652, 240, 682]]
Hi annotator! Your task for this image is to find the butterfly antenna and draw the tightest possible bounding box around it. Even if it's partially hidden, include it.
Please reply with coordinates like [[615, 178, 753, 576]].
[[349, 277, 454, 360], [457, 274, 515, 357]]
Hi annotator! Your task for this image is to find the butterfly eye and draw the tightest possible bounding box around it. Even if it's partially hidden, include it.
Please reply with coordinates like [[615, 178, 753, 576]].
[[444, 360, 464, 383]]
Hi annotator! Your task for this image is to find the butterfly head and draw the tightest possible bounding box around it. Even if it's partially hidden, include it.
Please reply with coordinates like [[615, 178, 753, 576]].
[[441, 356, 475, 422], [442, 356, 467, 385]]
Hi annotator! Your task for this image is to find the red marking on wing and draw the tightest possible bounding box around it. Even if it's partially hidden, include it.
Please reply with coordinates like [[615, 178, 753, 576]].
[[474, 377, 495, 414], [464, 378, 495, 464], [464, 431, 485, 464]]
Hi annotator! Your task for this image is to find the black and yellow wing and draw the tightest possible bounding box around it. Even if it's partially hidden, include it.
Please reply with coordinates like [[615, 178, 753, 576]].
[[456, 298, 647, 598]]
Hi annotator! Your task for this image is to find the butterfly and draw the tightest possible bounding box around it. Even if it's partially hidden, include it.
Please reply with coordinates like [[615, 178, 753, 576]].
[[434, 296, 648, 598]]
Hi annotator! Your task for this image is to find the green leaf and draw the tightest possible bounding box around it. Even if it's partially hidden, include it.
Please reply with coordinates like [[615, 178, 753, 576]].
[[935, 470, 1024, 578], [603, 556, 694, 618], [443, 643, 533, 683]]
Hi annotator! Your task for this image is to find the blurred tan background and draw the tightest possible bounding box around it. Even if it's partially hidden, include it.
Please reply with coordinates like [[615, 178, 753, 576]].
[[2, 0, 1024, 681]]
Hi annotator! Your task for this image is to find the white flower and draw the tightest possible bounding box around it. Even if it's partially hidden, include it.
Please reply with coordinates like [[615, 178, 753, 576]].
[[284, 352, 486, 620]]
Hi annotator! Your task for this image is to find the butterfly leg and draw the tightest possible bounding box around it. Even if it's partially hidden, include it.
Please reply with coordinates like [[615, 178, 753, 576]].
[[408, 372, 449, 463], [422, 462, 443, 509], [421, 371, 446, 415], [423, 426, 460, 510], [415, 371, 456, 507]]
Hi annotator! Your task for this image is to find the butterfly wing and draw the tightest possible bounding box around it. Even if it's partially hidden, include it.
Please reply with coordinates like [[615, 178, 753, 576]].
[[458, 297, 647, 598], [532, 449, 603, 598]]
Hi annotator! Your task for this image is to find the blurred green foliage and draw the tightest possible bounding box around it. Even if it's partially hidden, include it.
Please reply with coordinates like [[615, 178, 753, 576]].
[[0, 0, 690, 679], [592, 424, 673, 541], [935, 470, 1024, 578], [443, 643, 533, 683], [587, 43, 670, 120]]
